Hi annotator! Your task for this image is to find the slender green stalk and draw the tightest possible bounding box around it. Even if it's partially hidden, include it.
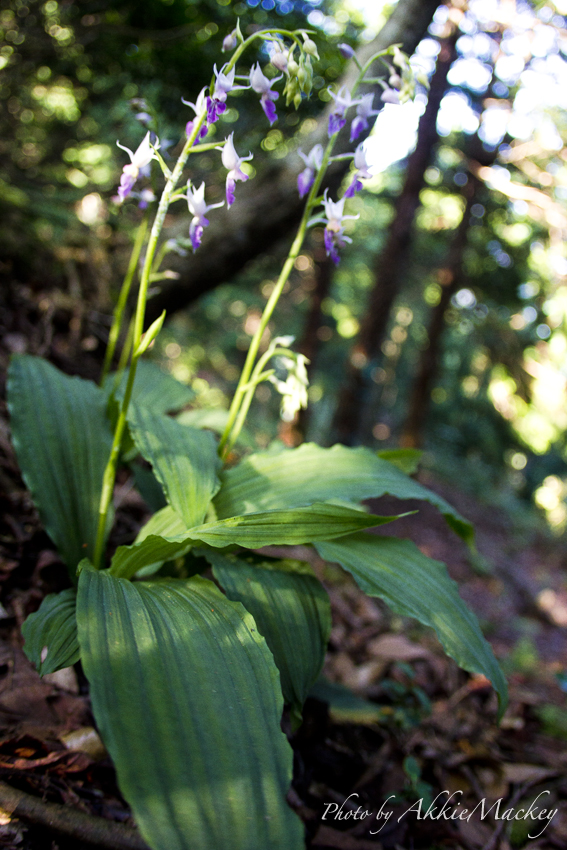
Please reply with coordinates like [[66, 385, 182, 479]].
[[218, 46, 393, 457], [93, 116, 206, 570], [100, 214, 149, 385]]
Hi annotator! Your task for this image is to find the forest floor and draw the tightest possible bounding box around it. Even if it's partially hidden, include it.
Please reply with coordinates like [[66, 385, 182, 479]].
[[0, 304, 566, 849]]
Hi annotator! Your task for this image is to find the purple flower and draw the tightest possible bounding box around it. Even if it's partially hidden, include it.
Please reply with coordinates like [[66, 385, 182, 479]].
[[349, 93, 380, 142], [219, 133, 253, 208], [249, 63, 281, 125], [344, 143, 372, 198], [137, 188, 156, 209], [207, 64, 248, 124], [297, 144, 324, 198], [311, 190, 359, 265], [116, 132, 158, 202], [381, 88, 401, 105], [327, 86, 362, 137], [185, 181, 224, 251], [182, 88, 209, 142]]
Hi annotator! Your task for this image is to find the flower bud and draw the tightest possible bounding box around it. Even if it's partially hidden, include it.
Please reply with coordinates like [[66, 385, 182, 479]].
[[222, 29, 238, 52], [302, 34, 319, 59], [287, 50, 299, 77], [338, 43, 355, 59], [388, 73, 402, 89]]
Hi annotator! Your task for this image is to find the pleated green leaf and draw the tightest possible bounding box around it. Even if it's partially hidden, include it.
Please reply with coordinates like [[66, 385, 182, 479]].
[[106, 360, 194, 414], [177, 408, 255, 449], [214, 443, 472, 545], [131, 505, 191, 578], [187, 503, 407, 548], [77, 564, 304, 850], [128, 405, 221, 528], [110, 534, 192, 579], [7, 355, 113, 573], [109, 503, 405, 580], [22, 589, 80, 676], [316, 534, 508, 719], [205, 551, 331, 727]]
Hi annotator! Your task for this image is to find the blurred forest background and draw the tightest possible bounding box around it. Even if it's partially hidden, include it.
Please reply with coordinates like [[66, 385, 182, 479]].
[[2, 2, 567, 847], [1, 0, 567, 534]]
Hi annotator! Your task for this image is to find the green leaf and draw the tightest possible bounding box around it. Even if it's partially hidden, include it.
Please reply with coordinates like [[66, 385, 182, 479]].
[[110, 534, 192, 580], [376, 448, 423, 475], [106, 360, 194, 415], [132, 505, 190, 578], [205, 551, 331, 728], [189, 503, 407, 548], [315, 534, 508, 719], [128, 405, 221, 528], [136, 505, 189, 541], [77, 564, 304, 850], [22, 589, 79, 675], [177, 408, 255, 449], [109, 503, 405, 580], [7, 356, 113, 573], [134, 310, 166, 357], [214, 443, 472, 545]]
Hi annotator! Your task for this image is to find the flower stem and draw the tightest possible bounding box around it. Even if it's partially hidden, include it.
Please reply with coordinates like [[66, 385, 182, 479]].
[[92, 118, 206, 570], [100, 213, 149, 385], [218, 46, 392, 458]]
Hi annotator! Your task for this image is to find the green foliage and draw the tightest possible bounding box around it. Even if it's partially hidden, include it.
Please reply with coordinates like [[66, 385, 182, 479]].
[[77, 563, 304, 850], [128, 404, 221, 527], [21, 589, 80, 675], [315, 534, 508, 719], [214, 442, 473, 545], [7, 356, 113, 575], [206, 551, 331, 727]]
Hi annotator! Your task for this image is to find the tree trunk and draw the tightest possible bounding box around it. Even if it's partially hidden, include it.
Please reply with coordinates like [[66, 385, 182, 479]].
[[145, 0, 441, 322], [330, 28, 458, 445], [401, 177, 477, 448]]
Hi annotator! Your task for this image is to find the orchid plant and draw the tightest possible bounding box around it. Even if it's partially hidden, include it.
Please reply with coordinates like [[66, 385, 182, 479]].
[[7, 22, 507, 850]]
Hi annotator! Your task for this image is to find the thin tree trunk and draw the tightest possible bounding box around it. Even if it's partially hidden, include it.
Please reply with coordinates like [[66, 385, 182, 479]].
[[145, 0, 441, 322], [331, 28, 458, 445], [401, 177, 477, 447]]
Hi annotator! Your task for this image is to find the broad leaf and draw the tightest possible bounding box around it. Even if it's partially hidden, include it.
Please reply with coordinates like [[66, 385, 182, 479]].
[[177, 408, 255, 448], [128, 405, 221, 528], [22, 589, 79, 675], [132, 505, 190, 578], [187, 503, 407, 548], [106, 360, 194, 414], [77, 564, 304, 850], [205, 551, 331, 727], [377, 448, 422, 475], [109, 503, 405, 580], [7, 356, 113, 572], [214, 443, 472, 545], [110, 534, 193, 580], [135, 505, 188, 541], [315, 534, 508, 719]]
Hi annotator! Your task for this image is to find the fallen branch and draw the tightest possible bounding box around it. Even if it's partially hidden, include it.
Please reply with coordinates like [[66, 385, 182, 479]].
[[0, 780, 150, 850]]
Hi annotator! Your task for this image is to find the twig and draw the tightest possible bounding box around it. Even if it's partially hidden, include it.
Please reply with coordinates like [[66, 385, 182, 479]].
[[0, 781, 150, 850], [480, 781, 532, 850]]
